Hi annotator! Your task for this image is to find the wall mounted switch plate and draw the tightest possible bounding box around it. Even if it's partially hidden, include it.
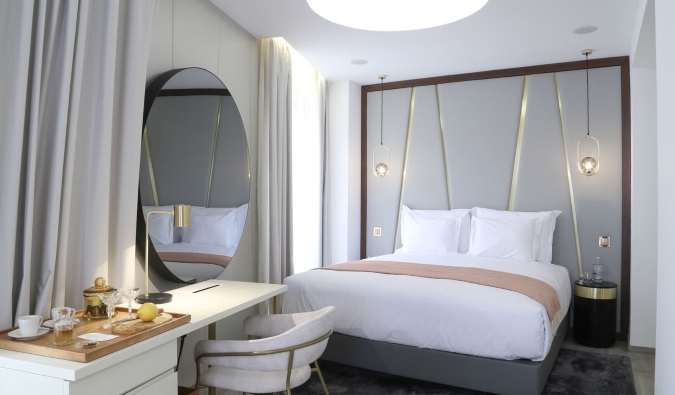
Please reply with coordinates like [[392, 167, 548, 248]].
[[374, 227, 382, 237], [599, 236, 611, 248]]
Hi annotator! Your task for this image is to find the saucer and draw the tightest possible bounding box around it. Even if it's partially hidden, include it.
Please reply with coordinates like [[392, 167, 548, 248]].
[[43, 318, 80, 329], [8, 328, 49, 341]]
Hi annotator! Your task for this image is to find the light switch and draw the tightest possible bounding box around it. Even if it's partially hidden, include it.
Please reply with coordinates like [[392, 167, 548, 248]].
[[599, 236, 610, 248], [374, 227, 382, 237]]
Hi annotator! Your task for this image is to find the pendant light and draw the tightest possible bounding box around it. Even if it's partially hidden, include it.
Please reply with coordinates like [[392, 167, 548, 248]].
[[373, 75, 390, 178], [577, 49, 600, 176]]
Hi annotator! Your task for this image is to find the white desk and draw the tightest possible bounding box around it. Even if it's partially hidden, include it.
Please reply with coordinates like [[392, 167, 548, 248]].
[[0, 280, 287, 395]]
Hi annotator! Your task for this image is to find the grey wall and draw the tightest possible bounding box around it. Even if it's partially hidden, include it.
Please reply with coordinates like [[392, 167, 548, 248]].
[[366, 67, 624, 329], [144, 0, 258, 388], [141, 95, 249, 209]]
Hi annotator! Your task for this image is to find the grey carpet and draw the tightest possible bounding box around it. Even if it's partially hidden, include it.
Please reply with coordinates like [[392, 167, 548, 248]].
[[285, 349, 636, 395]]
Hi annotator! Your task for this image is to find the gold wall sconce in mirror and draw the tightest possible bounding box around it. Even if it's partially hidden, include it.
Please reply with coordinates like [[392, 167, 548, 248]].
[[373, 75, 390, 178], [138, 204, 191, 304], [577, 49, 600, 176]]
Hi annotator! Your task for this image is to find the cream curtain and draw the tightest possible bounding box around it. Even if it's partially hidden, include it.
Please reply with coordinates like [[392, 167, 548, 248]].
[[0, 0, 157, 329], [289, 51, 329, 271], [257, 38, 293, 307]]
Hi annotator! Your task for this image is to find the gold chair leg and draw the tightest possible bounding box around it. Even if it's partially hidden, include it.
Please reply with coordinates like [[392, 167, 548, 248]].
[[313, 360, 330, 395]]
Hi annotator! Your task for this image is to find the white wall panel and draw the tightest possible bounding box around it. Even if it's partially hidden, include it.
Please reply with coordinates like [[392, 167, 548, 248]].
[[655, 0, 675, 391], [145, 0, 258, 388], [328, 80, 362, 264], [629, 0, 657, 350]]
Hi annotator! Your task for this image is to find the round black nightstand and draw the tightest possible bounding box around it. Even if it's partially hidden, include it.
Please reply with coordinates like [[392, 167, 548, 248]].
[[573, 280, 617, 348]]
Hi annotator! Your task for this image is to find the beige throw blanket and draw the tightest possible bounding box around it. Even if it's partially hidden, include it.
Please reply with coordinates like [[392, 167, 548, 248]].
[[322, 260, 563, 333]]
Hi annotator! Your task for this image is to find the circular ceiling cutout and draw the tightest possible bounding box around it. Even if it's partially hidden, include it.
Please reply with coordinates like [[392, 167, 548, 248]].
[[307, 0, 489, 32], [350, 59, 369, 65]]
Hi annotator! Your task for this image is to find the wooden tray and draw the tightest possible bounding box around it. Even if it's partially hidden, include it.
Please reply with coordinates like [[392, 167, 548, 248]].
[[0, 308, 190, 363]]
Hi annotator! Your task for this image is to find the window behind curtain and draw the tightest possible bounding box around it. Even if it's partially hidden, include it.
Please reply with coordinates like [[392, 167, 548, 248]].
[[290, 48, 325, 274]]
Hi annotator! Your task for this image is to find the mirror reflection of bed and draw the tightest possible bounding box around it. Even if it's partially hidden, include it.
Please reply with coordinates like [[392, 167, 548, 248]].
[[140, 68, 249, 284]]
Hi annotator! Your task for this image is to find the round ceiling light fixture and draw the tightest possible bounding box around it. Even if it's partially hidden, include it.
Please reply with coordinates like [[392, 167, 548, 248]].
[[307, 0, 489, 32]]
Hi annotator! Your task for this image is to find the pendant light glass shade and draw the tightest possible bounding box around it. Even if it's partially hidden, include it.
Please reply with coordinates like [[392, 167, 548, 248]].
[[373, 145, 390, 178], [577, 49, 600, 176], [373, 75, 390, 178], [577, 135, 600, 176]]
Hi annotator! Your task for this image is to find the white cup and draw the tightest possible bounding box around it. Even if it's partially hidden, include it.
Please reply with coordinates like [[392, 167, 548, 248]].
[[18, 315, 43, 336], [52, 307, 75, 321]]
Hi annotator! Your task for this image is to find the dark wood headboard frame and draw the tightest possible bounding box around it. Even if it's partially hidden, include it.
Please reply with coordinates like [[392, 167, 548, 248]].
[[360, 56, 631, 341]]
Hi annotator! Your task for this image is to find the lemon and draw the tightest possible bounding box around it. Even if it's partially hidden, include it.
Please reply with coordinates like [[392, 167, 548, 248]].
[[137, 303, 158, 322]]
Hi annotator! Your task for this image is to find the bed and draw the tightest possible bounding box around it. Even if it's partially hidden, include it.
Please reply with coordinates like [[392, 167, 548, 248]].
[[282, 207, 573, 395], [155, 243, 235, 283], [143, 204, 247, 282]]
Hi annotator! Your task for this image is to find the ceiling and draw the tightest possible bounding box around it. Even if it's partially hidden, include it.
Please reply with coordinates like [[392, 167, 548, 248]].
[[211, 0, 640, 85]]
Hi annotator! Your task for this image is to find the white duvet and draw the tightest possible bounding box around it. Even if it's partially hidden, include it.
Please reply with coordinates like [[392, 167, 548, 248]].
[[282, 253, 571, 361]]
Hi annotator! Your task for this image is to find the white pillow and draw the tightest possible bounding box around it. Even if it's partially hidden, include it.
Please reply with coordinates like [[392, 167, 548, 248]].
[[471, 207, 562, 263], [142, 206, 174, 245], [232, 204, 249, 247], [401, 206, 463, 253], [191, 206, 237, 217], [468, 217, 537, 262], [184, 209, 237, 247], [401, 206, 471, 253]]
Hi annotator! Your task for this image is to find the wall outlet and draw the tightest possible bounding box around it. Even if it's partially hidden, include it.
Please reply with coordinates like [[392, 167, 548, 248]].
[[373, 227, 382, 237]]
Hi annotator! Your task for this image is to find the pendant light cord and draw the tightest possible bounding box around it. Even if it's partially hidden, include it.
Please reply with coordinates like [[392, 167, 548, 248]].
[[585, 53, 590, 137], [380, 77, 384, 146]]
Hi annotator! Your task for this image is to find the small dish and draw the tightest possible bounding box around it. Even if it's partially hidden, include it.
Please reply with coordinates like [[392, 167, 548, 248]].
[[8, 328, 49, 341], [43, 318, 80, 329]]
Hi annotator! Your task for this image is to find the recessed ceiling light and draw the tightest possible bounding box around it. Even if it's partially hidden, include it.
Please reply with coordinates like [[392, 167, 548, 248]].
[[307, 0, 489, 32], [573, 25, 598, 34], [350, 59, 368, 65]]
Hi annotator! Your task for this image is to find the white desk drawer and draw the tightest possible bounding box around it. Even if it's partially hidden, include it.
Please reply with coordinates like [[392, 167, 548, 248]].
[[135, 371, 177, 395], [67, 340, 177, 395]]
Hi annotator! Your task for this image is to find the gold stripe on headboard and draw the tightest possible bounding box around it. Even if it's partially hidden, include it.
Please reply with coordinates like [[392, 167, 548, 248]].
[[508, 75, 530, 211], [436, 85, 452, 209], [393, 87, 417, 252], [555, 73, 583, 279], [206, 96, 224, 208], [143, 126, 159, 206]]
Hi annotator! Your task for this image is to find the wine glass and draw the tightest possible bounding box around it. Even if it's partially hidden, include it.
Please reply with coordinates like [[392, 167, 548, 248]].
[[121, 287, 141, 318], [96, 291, 122, 330]]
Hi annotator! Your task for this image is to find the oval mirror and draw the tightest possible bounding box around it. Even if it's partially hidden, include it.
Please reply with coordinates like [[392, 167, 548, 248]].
[[137, 68, 249, 284]]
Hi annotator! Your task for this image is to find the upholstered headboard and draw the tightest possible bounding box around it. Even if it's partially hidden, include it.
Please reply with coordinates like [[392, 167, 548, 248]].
[[361, 57, 631, 339]]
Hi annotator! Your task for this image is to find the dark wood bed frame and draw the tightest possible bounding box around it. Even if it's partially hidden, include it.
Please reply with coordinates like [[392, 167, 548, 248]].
[[349, 57, 631, 394]]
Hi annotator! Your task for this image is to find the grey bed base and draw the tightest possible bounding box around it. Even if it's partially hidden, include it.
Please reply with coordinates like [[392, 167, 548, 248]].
[[321, 311, 569, 395]]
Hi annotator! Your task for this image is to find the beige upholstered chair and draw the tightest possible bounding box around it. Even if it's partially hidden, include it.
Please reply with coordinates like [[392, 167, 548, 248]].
[[194, 306, 335, 395]]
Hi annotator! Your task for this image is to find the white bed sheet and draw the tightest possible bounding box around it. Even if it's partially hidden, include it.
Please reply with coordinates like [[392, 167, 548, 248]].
[[282, 253, 571, 361]]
